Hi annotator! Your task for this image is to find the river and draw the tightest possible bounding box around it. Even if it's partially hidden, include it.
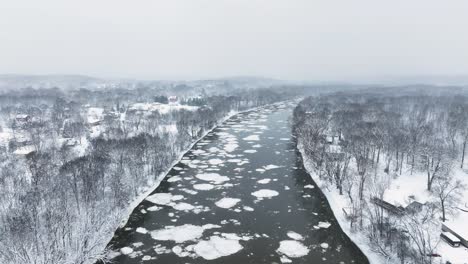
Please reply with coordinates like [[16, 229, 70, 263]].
[[103, 101, 369, 264]]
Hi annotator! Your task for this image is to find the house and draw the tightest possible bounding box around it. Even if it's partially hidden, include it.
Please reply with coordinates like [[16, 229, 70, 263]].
[[404, 201, 424, 214], [371, 197, 405, 216], [15, 114, 30, 122], [168, 96, 178, 104], [442, 222, 468, 248], [441, 232, 461, 247]]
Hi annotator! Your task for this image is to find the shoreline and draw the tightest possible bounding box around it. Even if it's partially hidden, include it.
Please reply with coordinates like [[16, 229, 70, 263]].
[[296, 142, 388, 264], [91, 103, 276, 263]]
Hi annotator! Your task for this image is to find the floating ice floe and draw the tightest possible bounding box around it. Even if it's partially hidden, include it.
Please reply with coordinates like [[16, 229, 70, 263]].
[[173, 202, 195, 211], [320, 243, 329, 249], [136, 227, 148, 234], [120, 247, 134, 255], [263, 164, 282, 170], [150, 224, 220, 243], [167, 176, 182, 182], [257, 178, 271, 184], [224, 143, 238, 152], [243, 135, 260, 141], [244, 149, 257, 153], [243, 206, 254, 211], [196, 173, 229, 184], [286, 231, 304, 240], [304, 184, 315, 189], [146, 193, 183, 205], [277, 240, 309, 258], [251, 189, 279, 198], [193, 236, 243, 260], [215, 198, 241, 209], [208, 158, 224, 165], [317, 221, 332, 229], [193, 183, 215, 191]]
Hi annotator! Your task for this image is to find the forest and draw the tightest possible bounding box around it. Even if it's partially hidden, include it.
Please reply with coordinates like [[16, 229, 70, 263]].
[[293, 89, 468, 264], [0, 83, 299, 264]]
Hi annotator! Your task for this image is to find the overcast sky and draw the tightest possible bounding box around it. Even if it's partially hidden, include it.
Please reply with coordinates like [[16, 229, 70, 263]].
[[1, 0, 468, 81]]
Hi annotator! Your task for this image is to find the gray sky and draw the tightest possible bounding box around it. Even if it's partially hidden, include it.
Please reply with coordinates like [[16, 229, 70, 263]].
[[1, 0, 468, 81]]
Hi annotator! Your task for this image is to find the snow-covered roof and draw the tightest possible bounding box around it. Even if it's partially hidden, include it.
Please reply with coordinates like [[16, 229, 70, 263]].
[[13, 145, 35, 155], [444, 218, 468, 240], [442, 232, 461, 242]]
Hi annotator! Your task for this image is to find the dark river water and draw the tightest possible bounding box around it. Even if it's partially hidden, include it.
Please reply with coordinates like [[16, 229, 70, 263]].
[[104, 101, 369, 264]]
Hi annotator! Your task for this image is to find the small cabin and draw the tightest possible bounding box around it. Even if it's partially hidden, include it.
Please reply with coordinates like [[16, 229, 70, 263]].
[[440, 232, 461, 247], [405, 201, 424, 214], [371, 197, 405, 216], [442, 223, 468, 248], [168, 96, 178, 104]]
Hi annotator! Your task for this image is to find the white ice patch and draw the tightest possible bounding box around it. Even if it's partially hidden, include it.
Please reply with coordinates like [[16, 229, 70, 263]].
[[251, 189, 279, 198], [317, 221, 332, 229], [224, 143, 238, 152], [243, 206, 254, 211], [215, 198, 241, 209], [150, 224, 220, 243], [146, 193, 182, 205], [136, 227, 148, 234], [208, 159, 224, 165], [320, 243, 329, 249], [193, 183, 215, 191], [244, 149, 257, 153], [263, 164, 282, 170], [277, 240, 310, 258], [167, 176, 182, 183], [286, 231, 304, 240], [196, 173, 229, 184], [257, 178, 271, 184], [304, 184, 315, 189], [173, 202, 195, 211], [193, 236, 243, 260], [243, 135, 260, 141], [147, 206, 161, 211], [120, 247, 134, 255]]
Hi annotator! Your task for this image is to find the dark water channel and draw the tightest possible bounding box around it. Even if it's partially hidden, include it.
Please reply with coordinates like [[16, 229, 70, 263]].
[[104, 101, 369, 264]]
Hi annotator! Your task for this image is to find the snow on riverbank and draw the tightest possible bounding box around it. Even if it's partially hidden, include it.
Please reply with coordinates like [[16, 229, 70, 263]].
[[297, 143, 387, 264], [92, 105, 272, 264]]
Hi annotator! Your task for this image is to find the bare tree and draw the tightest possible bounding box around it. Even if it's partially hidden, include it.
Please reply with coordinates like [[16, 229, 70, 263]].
[[432, 175, 466, 222]]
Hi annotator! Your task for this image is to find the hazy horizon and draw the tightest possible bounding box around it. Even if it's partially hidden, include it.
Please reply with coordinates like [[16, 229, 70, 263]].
[[1, 0, 468, 81]]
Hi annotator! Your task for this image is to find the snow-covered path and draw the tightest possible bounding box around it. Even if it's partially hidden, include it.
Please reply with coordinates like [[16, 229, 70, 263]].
[[104, 102, 368, 264]]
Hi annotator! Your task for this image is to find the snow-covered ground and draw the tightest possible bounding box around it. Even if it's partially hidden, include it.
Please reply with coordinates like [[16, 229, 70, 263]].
[[299, 142, 468, 264], [298, 143, 394, 264], [129, 102, 198, 115]]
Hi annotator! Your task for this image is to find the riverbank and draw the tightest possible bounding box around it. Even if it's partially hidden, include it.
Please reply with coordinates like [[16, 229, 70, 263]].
[[102, 100, 368, 264], [297, 142, 387, 264], [90, 103, 278, 264]]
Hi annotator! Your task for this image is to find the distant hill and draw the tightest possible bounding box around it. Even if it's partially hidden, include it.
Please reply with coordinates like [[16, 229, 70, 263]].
[[0, 74, 103, 90]]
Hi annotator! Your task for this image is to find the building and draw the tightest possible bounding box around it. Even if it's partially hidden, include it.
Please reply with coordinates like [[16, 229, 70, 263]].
[[168, 96, 178, 104], [442, 222, 468, 248]]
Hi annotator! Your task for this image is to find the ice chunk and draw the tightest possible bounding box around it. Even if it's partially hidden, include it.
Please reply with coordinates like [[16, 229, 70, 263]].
[[196, 173, 229, 184], [251, 189, 279, 198], [193, 183, 215, 191], [215, 198, 241, 209], [317, 221, 331, 229], [136, 227, 148, 234], [257, 178, 271, 184], [193, 236, 243, 260], [150, 224, 220, 243], [243, 135, 260, 141], [277, 240, 309, 258], [208, 158, 224, 165], [120, 247, 134, 255], [286, 231, 304, 240]]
